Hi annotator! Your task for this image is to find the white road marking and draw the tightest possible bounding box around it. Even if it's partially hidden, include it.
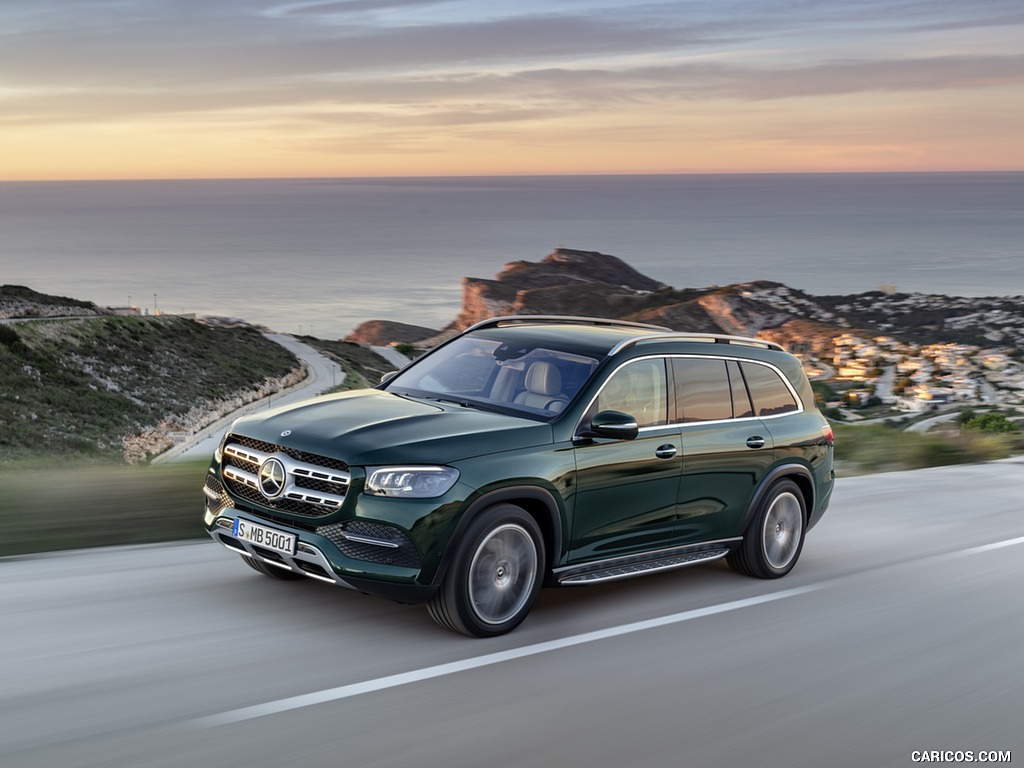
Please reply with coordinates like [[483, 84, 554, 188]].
[[196, 585, 819, 727], [959, 535, 1024, 555], [195, 533, 1024, 728]]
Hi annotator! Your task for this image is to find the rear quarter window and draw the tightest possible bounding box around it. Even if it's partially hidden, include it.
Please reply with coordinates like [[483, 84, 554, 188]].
[[740, 362, 799, 417]]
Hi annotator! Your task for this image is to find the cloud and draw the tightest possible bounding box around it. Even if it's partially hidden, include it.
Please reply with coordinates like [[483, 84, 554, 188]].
[[2, 0, 1023, 175], [4, 52, 1024, 131], [0, 5, 704, 89], [267, 0, 452, 16]]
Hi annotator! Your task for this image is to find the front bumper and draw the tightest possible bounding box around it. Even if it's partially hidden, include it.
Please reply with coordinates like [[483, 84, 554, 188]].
[[207, 512, 357, 588], [203, 457, 450, 602]]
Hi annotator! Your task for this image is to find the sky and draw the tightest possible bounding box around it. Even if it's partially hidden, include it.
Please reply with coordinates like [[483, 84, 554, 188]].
[[2, 0, 1023, 180]]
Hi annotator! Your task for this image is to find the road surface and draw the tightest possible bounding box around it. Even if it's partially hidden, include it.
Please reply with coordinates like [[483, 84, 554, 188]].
[[2, 460, 1022, 767]]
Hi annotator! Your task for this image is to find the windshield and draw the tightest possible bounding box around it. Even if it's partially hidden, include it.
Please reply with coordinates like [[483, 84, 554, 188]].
[[385, 336, 599, 419]]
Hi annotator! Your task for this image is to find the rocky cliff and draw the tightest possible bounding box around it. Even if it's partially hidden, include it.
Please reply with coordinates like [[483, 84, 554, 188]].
[[346, 247, 821, 346]]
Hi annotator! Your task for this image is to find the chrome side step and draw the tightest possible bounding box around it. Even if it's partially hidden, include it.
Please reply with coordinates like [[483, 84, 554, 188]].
[[555, 546, 732, 586]]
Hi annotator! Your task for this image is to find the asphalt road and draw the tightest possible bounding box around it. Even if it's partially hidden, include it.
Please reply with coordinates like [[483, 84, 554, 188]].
[[3, 461, 1023, 768]]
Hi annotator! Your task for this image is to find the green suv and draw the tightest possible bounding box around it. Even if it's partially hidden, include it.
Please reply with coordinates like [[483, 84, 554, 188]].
[[203, 316, 834, 637]]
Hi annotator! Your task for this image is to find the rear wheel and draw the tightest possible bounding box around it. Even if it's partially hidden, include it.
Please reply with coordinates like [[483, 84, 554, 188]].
[[242, 554, 305, 580], [727, 479, 806, 579], [427, 504, 544, 637]]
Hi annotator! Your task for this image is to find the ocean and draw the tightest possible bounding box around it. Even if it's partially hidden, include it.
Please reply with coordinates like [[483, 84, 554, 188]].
[[1, 173, 1022, 340]]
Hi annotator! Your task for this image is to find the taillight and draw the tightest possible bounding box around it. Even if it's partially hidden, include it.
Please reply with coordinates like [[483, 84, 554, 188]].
[[822, 424, 835, 446]]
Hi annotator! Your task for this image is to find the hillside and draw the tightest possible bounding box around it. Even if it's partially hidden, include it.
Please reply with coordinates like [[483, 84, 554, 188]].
[[5, 253, 1021, 464], [0, 313, 302, 463], [0, 284, 109, 319]]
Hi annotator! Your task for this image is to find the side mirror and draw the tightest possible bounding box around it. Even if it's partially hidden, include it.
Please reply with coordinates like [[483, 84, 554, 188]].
[[579, 410, 639, 441], [379, 371, 399, 385]]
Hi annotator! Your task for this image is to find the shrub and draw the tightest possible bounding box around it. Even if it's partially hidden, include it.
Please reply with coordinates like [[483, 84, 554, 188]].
[[962, 413, 1019, 434]]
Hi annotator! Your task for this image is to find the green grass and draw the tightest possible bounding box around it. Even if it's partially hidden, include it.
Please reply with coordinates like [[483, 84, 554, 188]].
[[0, 460, 209, 557], [0, 316, 299, 462], [834, 422, 1021, 475]]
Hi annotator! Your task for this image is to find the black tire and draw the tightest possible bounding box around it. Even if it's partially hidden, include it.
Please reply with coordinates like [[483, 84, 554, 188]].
[[727, 479, 806, 579], [242, 554, 305, 580], [427, 504, 545, 638]]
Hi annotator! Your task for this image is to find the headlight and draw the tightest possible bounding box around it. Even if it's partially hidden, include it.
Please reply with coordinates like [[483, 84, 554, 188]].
[[213, 431, 229, 463], [214, 420, 241, 463], [364, 466, 460, 498]]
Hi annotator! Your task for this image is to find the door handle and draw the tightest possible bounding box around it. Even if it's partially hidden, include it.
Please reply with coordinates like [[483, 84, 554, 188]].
[[745, 436, 766, 449], [655, 444, 678, 459]]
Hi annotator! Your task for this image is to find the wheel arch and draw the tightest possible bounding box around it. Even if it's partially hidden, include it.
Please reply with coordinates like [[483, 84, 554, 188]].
[[740, 463, 814, 535], [432, 486, 563, 587]]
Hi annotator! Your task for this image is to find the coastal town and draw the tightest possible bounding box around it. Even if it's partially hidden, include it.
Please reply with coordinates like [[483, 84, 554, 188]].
[[739, 283, 1024, 421]]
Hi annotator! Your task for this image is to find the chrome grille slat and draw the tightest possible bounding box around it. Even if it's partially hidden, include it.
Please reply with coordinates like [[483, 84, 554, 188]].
[[293, 466, 348, 484], [223, 465, 260, 489], [223, 444, 269, 468], [283, 490, 344, 508]]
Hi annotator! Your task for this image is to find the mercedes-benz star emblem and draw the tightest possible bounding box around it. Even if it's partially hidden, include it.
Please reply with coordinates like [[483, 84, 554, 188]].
[[258, 457, 287, 499]]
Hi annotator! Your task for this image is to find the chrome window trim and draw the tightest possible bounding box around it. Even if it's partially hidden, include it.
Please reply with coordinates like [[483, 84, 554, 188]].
[[635, 424, 682, 437], [575, 353, 803, 438]]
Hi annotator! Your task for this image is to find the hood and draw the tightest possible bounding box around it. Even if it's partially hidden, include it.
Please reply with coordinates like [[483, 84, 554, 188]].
[[230, 389, 553, 466]]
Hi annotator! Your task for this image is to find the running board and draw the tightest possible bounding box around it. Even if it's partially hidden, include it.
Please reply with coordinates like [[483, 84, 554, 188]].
[[556, 548, 730, 585]]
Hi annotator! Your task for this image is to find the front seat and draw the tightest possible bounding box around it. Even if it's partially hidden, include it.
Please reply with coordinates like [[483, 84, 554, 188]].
[[514, 361, 568, 413]]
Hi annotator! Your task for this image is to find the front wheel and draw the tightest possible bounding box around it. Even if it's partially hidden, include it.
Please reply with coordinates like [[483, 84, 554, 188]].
[[427, 504, 545, 637], [727, 479, 806, 579]]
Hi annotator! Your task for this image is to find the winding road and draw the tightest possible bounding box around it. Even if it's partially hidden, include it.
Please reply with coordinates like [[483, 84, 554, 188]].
[[2, 460, 1022, 767], [156, 336, 408, 464]]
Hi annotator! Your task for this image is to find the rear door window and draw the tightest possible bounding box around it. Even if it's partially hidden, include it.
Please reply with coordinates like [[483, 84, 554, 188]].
[[671, 358, 732, 423]]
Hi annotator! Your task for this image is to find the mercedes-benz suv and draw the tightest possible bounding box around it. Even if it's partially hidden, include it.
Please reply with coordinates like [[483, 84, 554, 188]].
[[203, 316, 834, 637]]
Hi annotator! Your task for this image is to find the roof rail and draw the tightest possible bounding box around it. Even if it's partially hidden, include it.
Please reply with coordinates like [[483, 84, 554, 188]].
[[464, 315, 671, 333], [609, 332, 785, 355]]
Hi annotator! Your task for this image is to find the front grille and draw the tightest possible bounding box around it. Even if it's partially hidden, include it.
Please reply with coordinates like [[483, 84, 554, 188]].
[[220, 433, 350, 518], [317, 520, 421, 569]]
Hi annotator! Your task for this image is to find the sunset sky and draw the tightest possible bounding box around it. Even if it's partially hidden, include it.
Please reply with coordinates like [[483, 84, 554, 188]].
[[2, 0, 1023, 180]]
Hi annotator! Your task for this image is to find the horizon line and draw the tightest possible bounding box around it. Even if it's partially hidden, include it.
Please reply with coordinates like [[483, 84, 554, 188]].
[[3, 169, 1024, 184]]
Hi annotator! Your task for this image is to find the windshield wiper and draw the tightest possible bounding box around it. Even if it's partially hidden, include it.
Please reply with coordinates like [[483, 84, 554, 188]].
[[423, 395, 512, 414], [426, 396, 475, 408]]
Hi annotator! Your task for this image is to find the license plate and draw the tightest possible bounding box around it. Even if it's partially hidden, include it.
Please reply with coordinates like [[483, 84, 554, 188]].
[[232, 518, 297, 556]]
